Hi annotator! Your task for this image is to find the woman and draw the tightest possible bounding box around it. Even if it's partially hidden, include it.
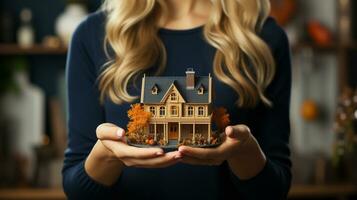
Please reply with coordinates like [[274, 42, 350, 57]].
[[62, 0, 292, 199]]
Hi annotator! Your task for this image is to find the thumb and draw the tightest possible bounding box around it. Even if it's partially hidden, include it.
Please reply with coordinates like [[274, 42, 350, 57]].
[[96, 123, 126, 143], [225, 125, 251, 142]]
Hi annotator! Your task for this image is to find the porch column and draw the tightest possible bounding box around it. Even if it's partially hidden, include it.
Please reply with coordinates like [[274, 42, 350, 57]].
[[165, 123, 168, 142], [192, 123, 196, 142], [162, 123, 165, 142], [178, 122, 181, 142], [164, 123, 166, 142], [208, 123, 211, 143], [154, 123, 157, 141]]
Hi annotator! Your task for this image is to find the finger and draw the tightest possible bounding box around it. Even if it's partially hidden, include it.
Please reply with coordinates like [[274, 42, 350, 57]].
[[225, 125, 250, 143], [96, 123, 126, 142], [132, 152, 181, 168], [180, 156, 223, 166], [111, 141, 164, 159], [178, 145, 223, 160], [124, 151, 182, 168]]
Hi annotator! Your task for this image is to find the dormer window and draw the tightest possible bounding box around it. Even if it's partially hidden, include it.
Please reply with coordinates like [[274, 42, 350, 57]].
[[197, 84, 204, 95], [151, 84, 159, 95]]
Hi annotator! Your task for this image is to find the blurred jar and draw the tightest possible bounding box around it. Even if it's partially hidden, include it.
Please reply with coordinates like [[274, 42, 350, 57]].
[[17, 8, 35, 48], [55, 3, 88, 46]]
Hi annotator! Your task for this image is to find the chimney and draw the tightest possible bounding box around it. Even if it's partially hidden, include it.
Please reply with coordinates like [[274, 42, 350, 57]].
[[186, 68, 195, 90]]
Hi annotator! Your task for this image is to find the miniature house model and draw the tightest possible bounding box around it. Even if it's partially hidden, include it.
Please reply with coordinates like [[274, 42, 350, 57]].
[[140, 68, 212, 144]]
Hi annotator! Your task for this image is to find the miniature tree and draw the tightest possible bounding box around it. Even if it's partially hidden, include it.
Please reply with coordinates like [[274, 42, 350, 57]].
[[212, 107, 230, 133], [127, 103, 151, 143]]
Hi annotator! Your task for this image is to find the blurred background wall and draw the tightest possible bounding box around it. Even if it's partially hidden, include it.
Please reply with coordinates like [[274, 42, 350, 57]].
[[0, 0, 357, 199]]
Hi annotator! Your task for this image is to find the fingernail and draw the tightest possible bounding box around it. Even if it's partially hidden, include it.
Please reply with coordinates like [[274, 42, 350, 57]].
[[178, 146, 185, 153], [156, 151, 163, 156], [116, 128, 124, 138], [225, 126, 233, 133], [225, 126, 234, 137]]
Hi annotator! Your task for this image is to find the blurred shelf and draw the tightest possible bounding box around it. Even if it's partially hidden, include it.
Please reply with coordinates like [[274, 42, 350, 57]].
[[1, 184, 356, 200], [292, 42, 357, 52], [288, 184, 357, 199], [0, 44, 67, 55], [292, 43, 338, 52], [0, 188, 65, 200]]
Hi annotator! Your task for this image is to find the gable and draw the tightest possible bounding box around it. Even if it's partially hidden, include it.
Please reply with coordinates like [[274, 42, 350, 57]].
[[159, 83, 186, 103]]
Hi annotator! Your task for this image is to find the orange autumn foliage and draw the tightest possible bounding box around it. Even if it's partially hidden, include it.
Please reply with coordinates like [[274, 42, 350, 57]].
[[127, 104, 151, 136], [212, 107, 230, 132], [270, 0, 297, 26]]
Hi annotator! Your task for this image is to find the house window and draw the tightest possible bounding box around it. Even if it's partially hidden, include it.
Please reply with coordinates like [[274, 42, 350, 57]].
[[170, 93, 177, 101], [187, 106, 194, 116], [159, 106, 166, 116], [198, 106, 204, 116], [171, 106, 177, 116], [149, 124, 155, 133], [149, 106, 155, 116]]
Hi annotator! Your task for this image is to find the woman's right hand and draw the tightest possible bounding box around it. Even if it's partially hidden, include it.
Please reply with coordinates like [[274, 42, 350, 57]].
[[85, 123, 182, 186], [96, 123, 182, 168]]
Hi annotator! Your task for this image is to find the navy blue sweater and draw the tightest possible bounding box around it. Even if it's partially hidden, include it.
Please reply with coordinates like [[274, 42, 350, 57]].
[[63, 11, 292, 200]]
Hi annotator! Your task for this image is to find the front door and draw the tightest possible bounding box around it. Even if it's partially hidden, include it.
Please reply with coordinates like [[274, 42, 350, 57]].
[[169, 123, 178, 140]]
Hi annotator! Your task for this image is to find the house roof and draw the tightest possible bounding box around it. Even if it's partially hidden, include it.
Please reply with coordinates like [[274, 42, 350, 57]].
[[142, 76, 210, 104]]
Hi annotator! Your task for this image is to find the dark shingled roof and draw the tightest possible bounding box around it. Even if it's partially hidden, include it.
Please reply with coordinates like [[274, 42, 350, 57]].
[[142, 76, 210, 104]]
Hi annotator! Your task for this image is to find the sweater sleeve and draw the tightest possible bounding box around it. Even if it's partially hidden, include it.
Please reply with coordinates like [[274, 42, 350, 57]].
[[62, 17, 117, 199], [230, 20, 292, 199]]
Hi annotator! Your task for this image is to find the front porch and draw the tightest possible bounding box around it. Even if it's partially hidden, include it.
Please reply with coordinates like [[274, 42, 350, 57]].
[[148, 122, 211, 143]]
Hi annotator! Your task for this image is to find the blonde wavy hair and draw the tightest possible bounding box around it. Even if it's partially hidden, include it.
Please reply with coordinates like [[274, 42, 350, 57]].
[[99, 0, 275, 107]]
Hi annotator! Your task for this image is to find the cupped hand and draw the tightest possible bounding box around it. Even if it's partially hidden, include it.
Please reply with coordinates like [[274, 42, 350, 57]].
[[178, 124, 267, 179], [96, 123, 182, 168], [178, 125, 261, 166]]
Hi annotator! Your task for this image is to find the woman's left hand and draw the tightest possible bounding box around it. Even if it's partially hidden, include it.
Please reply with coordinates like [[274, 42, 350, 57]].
[[178, 125, 267, 180]]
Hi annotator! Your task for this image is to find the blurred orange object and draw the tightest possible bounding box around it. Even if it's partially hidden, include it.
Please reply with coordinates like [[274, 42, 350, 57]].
[[307, 21, 333, 47], [301, 100, 319, 121], [270, 0, 297, 26]]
